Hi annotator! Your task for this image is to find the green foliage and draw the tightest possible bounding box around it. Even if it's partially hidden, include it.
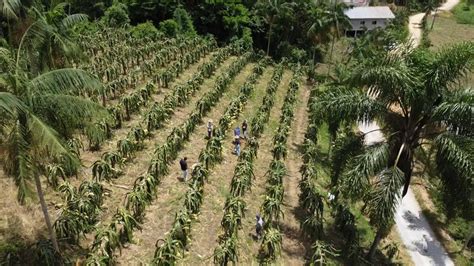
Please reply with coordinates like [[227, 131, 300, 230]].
[[130, 21, 161, 40], [159, 19, 179, 37], [102, 1, 130, 27], [173, 7, 196, 35], [453, 0, 474, 24]]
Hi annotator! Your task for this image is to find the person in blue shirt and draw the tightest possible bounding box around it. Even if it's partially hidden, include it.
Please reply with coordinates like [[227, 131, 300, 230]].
[[234, 126, 241, 138]]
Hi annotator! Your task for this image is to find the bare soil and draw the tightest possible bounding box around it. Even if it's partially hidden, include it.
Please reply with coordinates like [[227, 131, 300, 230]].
[[278, 82, 311, 264]]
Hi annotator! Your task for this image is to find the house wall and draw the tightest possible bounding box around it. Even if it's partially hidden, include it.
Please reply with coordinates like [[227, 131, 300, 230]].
[[342, 0, 369, 7], [348, 18, 390, 31]]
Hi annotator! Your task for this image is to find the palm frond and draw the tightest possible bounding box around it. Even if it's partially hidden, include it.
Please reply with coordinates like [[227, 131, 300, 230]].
[[432, 88, 473, 133], [363, 167, 404, 228], [312, 86, 386, 125], [350, 54, 420, 105], [426, 42, 474, 94], [28, 113, 74, 160], [1, 0, 22, 20], [27, 68, 102, 96], [433, 133, 473, 181], [33, 94, 108, 135], [0, 92, 27, 117], [340, 142, 390, 199], [61, 14, 89, 29]]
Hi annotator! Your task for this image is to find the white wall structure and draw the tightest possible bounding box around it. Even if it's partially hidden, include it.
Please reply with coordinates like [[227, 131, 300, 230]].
[[344, 6, 395, 32], [342, 0, 369, 7]]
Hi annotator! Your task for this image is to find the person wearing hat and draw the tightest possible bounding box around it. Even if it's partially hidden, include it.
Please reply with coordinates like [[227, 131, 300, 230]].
[[242, 120, 248, 139], [234, 136, 241, 156], [256, 214, 264, 240], [207, 120, 213, 139]]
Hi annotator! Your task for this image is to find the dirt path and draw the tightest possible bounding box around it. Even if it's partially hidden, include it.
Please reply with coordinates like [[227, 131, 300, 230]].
[[235, 70, 292, 264], [408, 0, 460, 47], [181, 67, 274, 264], [116, 63, 256, 265], [278, 83, 311, 265]]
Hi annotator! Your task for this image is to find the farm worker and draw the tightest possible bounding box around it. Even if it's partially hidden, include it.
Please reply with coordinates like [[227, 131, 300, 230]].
[[234, 137, 241, 156], [256, 214, 264, 240], [179, 157, 188, 181], [328, 192, 335, 202], [234, 126, 241, 138], [207, 120, 213, 139], [242, 120, 248, 139]]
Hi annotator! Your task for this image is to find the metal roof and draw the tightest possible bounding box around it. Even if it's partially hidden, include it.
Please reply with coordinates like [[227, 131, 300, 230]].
[[344, 6, 395, 19]]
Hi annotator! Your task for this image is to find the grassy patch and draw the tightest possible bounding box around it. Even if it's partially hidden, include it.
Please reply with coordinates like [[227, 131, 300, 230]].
[[428, 13, 474, 88], [428, 13, 474, 49], [452, 0, 474, 24]]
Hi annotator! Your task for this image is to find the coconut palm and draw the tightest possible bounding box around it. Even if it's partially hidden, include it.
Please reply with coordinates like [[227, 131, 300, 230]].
[[17, 4, 88, 73], [312, 42, 474, 260], [0, 0, 23, 20], [1, 32, 103, 251], [254, 0, 293, 56]]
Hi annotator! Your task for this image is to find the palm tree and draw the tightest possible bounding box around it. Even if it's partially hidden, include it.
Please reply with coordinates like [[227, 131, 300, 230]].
[[312, 42, 474, 261], [326, 0, 350, 63], [306, 5, 331, 67], [17, 3, 88, 73], [255, 0, 293, 56], [1, 31, 104, 251], [0, 0, 23, 20]]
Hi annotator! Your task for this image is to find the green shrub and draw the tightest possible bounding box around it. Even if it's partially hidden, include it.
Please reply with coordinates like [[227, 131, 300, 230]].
[[453, 0, 474, 24], [159, 19, 179, 37], [173, 6, 196, 35], [102, 2, 130, 27], [447, 217, 471, 241], [130, 21, 161, 40]]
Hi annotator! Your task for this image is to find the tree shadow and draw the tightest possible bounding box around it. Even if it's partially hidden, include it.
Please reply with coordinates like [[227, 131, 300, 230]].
[[402, 210, 426, 231], [412, 236, 451, 265]]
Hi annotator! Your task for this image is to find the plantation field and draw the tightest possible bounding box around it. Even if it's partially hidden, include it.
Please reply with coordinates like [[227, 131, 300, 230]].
[[0, 27, 318, 265]]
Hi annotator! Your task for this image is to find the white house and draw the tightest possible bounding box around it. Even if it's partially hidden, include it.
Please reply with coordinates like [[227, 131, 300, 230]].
[[344, 6, 395, 33], [341, 0, 369, 8]]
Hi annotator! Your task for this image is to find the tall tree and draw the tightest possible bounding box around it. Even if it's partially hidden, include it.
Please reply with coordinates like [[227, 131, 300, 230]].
[[312, 42, 474, 261], [0, 30, 105, 252], [17, 3, 88, 73], [254, 0, 293, 56]]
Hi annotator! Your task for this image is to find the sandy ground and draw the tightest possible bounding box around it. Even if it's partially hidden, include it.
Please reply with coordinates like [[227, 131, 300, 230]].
[[360, 1, 460, 264]]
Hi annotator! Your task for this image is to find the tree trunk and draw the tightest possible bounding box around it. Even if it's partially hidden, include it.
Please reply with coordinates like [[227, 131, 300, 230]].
[[33, 170, 60, 253], [266, 22, 273, 56], [430, 9, 438, 30], [367, 227, 384, 261]]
